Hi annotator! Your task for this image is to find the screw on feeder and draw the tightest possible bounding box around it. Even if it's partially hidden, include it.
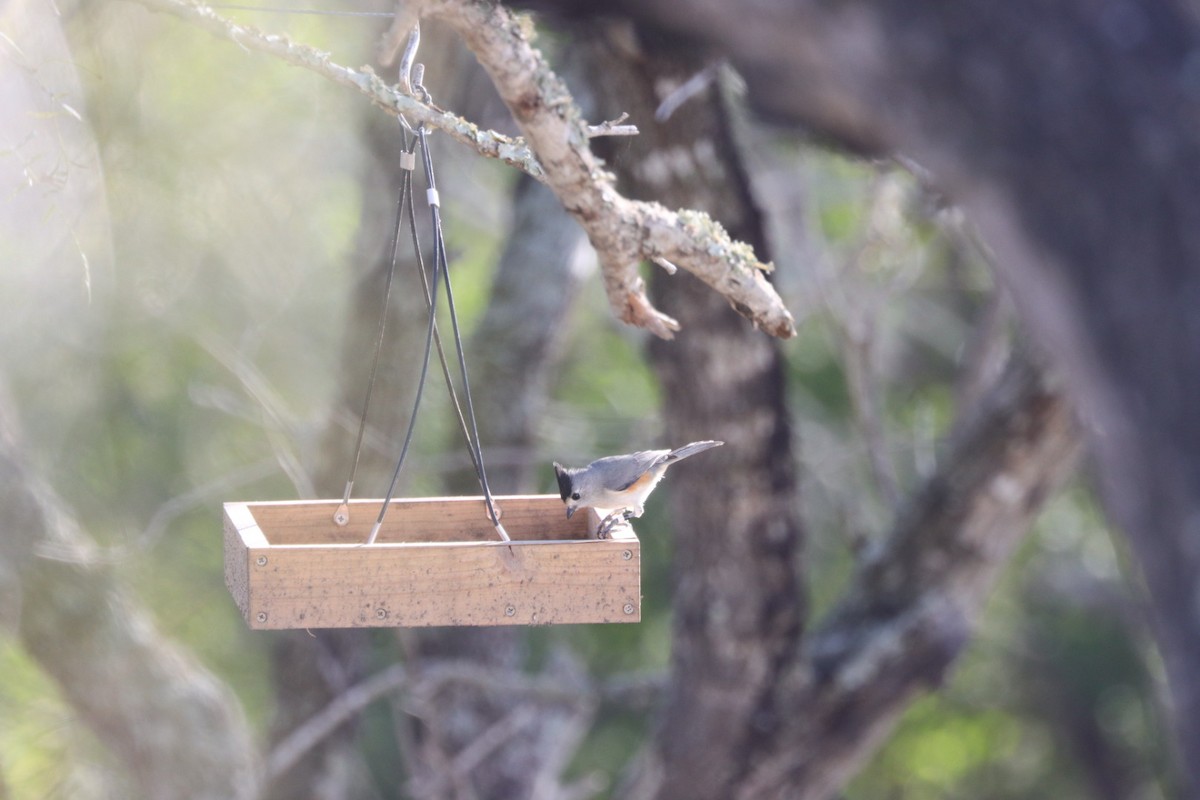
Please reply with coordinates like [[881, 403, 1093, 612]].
[[623, 603, 636, 615], [256, 611, 268, 623], [622, 549, 632, 560], [505, 604, 516, 617], [256, 555, 268, 566], [376, 608, 388, 620]]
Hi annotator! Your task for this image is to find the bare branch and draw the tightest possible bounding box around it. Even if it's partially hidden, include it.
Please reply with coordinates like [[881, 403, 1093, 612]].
[[586, 113, 639, 137], [133, 0, 796, 338], [136, 0, 547, 178], [413, 0, 796, 339]]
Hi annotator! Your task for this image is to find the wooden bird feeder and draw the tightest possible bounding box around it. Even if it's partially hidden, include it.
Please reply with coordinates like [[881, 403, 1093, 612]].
[[219, 52, 641, 630], [223, 495, 641, 628]]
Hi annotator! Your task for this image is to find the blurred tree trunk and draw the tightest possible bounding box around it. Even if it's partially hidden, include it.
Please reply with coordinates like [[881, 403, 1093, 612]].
[[581, 21, 1082, 799], [467, 172, 592, 492], [581, 25, 806, 799], [527, 1, 1200, 790]]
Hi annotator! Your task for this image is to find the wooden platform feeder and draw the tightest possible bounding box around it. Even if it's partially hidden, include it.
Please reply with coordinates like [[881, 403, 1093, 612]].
[[223, 495, 641, 628]]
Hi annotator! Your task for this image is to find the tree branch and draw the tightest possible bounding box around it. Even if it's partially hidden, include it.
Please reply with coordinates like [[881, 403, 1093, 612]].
[[740, 357, 1083, 799], [268, 663, 409, 781], [520, 0, 1200, 787], [413, 0, 794, 339], [581, 32, 806, 798], [132, 0, 796, 340], [135, 0, 547, 177]]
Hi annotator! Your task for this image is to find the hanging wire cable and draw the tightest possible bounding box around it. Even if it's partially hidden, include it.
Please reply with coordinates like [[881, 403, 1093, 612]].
[[334, 131, 416, 526], [416, 124, 507, 537], [366, 127, 443, 546], [366, 124, 509, 545], [344, 32, 509, 545], [404, 151, 493, 500]]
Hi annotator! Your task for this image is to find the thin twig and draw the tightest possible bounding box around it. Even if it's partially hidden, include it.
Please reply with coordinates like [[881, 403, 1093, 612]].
[[412, 706, 539, 798], [197, 333, 316, 497], [655, 61, 721, 122], [841, 325, 899, 508], [530, 702, 601, 800], [267, 663, 409, 780], [587, 112, 638, 137], [34, 459, 279, 565], [266, 658, 667, 783], [454, 707, 537, 775], [821, 172, 905, 511]]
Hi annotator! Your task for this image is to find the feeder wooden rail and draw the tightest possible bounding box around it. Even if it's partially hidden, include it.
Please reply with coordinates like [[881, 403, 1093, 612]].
[[223, 495, 641, 628]]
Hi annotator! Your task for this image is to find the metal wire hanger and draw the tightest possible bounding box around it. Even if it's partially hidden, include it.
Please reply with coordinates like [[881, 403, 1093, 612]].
[[335, 25, 509, 545]]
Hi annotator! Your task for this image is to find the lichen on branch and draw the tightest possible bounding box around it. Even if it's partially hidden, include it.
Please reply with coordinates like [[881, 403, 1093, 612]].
[[413, 0, 796, 339]]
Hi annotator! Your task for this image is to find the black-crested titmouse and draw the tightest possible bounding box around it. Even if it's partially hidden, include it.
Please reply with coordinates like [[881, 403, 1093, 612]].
[[553, 441, 723, 535]]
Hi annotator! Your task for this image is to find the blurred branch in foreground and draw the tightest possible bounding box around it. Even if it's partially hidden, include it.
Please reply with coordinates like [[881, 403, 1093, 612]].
[[1, 402, 260, 799]]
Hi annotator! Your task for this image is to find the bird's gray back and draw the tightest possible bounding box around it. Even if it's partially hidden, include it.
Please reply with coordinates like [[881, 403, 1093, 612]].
[[583, 449, 671, 492]]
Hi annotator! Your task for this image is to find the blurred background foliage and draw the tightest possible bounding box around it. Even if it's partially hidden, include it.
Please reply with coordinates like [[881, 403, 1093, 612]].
[[0, 1, 1179, 797]]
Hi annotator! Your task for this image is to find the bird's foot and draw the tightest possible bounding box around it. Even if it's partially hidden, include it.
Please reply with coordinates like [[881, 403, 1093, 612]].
[[597, 510, 636, 539]]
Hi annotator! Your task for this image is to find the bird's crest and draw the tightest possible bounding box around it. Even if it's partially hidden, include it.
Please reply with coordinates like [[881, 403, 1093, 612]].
[[553, 462, 574, 503]]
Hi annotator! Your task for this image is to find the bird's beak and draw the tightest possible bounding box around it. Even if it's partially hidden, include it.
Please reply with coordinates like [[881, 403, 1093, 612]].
[[566, 506, 575, 519]]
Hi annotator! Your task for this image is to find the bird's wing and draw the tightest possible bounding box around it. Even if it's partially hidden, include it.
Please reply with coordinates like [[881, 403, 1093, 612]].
[[596, 450, 670, 491]]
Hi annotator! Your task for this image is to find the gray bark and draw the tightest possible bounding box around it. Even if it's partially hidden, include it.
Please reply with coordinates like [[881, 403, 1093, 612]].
[[581, 29, 805, 799]]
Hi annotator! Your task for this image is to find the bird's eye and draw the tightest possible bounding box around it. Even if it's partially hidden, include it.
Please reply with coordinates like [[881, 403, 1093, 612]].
[[571, 492, 580, 501]]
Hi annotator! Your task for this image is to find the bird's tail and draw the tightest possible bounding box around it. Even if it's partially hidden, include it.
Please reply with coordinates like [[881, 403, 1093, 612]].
[[666, 440, 724, 462]]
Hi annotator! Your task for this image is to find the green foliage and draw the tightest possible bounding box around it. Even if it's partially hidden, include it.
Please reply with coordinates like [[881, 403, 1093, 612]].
[[0, 644, 69, 800]]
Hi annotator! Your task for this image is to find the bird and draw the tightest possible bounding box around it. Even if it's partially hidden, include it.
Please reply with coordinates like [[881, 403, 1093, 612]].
[[553, 441, 724, 537]]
